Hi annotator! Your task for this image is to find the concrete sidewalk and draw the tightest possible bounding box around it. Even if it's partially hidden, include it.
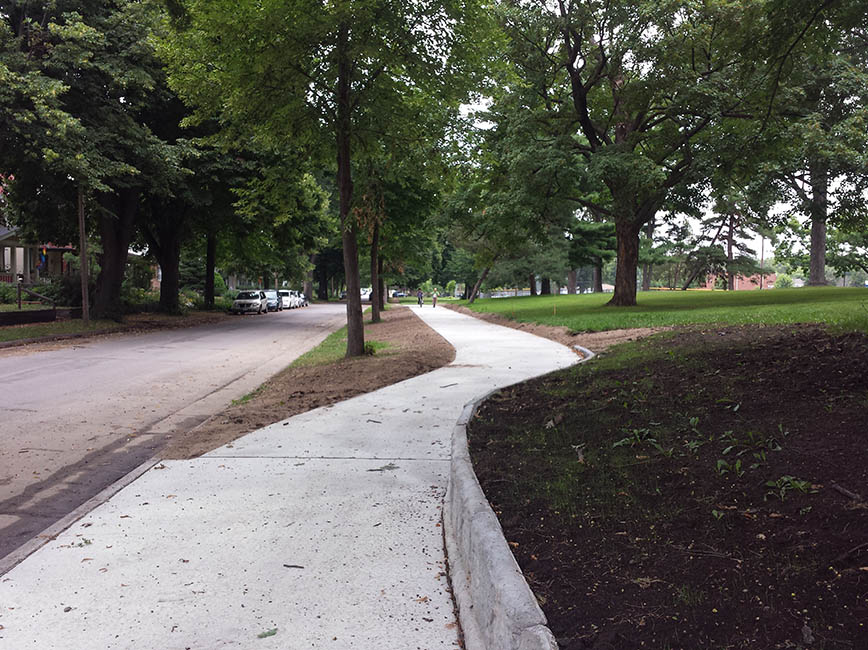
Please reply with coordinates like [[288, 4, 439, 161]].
[[0, 305, 577, 649]]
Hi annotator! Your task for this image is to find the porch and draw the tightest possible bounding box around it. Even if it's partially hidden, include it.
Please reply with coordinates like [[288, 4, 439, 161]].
[[1, 225, 73, 284]]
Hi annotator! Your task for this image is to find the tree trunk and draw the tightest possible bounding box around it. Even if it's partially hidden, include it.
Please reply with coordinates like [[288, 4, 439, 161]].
[[567, 269, 577, 294], [304, 253, 315, 301], [314, 254, 328, 300], [204, 230, 216, 309], [157, 236, 182, 314], [540, 278, 551, 295], [93, 188, 138, 321], [468, 266, 491, 305], [593, 263, 603, 293], [529, 274, 537, 296], [608, 219, 641, 306], [370, 221, 380, 323], [808, 156, 828, 285], [378, 256, 385, 311], [144, 217, 184, 315], [337, 23, 364, 356]]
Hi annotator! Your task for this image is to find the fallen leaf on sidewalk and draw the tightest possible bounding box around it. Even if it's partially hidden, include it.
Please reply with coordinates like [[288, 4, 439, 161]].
[[367, 463, 399, 472], [257, 628, 278, 639]]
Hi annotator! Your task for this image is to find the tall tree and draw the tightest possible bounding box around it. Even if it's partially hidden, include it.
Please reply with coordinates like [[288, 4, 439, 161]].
[[491, 0, 844, 306], [764, 8, 868, 285], [3, 0, 181, 319], [163, 0, 492, 355]]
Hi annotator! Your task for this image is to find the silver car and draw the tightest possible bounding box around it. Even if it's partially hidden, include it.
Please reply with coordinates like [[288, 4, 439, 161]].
[[231, 290, 268, 314]]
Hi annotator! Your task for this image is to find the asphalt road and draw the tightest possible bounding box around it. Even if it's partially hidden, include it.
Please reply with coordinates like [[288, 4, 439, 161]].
[[0, 303, 346, 560]]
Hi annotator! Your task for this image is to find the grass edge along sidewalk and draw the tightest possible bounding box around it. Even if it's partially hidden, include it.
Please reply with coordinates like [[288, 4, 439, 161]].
[[462, 286, 868, 333]]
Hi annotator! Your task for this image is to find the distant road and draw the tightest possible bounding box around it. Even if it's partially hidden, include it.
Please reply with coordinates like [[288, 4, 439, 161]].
[[0, 304, 346, 559]]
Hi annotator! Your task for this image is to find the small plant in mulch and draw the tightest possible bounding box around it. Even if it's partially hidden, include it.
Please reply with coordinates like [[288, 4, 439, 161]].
[[468, 324, 868, 650]]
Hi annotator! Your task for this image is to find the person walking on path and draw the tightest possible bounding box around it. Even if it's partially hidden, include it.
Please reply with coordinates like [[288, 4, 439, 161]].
[[417, 289, 423, 307], [432, 289, 438, 308]]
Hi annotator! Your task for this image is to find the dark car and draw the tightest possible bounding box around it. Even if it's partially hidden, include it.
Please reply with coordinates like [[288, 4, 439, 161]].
[[392, 291, 406, 297], [263, 289, 282, 311]]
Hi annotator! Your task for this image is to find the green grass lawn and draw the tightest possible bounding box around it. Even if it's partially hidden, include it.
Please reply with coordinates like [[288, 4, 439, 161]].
[[289, 321, 390, 368], [0, 303, 50, 312], [0, 319, 125, 343], [464, 287, 868, 332]]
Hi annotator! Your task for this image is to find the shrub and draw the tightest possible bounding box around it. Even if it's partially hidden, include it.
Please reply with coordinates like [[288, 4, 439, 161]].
[[0, 284, 17, 304], [775, 274, 793, 289]]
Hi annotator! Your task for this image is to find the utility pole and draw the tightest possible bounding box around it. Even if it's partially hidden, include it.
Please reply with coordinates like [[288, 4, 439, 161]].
[[78, 188, 90, 324], [759, 237, 764, 290]]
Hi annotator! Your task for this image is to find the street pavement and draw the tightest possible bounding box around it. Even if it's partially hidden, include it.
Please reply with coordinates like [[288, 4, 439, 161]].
[[0, 304, 347, 559], [0, 305, 578, 649]]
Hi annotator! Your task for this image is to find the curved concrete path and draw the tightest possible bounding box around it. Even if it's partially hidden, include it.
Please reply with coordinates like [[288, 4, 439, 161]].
[[0, 305, 577, 649]]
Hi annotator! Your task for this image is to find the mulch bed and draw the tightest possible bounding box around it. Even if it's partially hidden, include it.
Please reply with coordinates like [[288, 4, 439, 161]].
[[467, 324, 868, 650]]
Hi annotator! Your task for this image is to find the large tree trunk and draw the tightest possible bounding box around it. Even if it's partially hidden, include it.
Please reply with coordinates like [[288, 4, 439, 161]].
[[609, 219, 641, 306], [467, 266, 491, 305], [370, 221, 380, 323], [808, 156, 828, 285], [529, 274, 537, 296], [337, 23, 364, 356], [567, 269, 577, 294], [593, 263, 603, 292], [157, 236, 182, 313], [540, 278, 551, 295], [143, 217, 184, 314], [204, 230, 216, 309], [93, 188, 138, 321]]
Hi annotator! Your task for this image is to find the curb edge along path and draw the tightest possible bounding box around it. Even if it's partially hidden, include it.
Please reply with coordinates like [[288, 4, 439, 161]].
[[0, 305, 578, 649]]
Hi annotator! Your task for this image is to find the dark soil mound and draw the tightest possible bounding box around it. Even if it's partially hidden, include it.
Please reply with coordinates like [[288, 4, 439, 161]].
[[468, 325, 868, 650]]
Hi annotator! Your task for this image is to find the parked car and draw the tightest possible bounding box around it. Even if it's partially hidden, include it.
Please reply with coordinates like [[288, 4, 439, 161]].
[[231, 290, 268, 314], [392, 291, 406, 298], [278, 289, 293, 309], [263, 289, 282, 311], [298, 292, 308, 306]]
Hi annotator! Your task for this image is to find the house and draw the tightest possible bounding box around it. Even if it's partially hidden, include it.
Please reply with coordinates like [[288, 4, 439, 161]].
[[703, 272, 776, 291], [0, 225, 75, 284]]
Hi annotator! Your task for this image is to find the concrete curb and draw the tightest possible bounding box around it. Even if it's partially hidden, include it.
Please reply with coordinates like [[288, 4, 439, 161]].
[[445, 345, 595, 650]]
